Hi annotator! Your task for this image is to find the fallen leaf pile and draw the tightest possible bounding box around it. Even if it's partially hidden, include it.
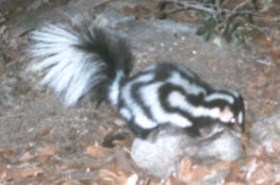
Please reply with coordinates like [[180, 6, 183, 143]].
[[167, 150, 280, 185], [1, 137, 280, 185], [0, 142, 135, 185]]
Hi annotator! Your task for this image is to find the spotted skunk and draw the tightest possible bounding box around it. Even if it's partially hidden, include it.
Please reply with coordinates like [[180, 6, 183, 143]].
[[29, 23, 245, 138]]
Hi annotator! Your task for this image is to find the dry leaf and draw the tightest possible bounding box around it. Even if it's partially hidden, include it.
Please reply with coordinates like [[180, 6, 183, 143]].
[[98, 166, 128, 185], [37, 144, 55, 156], [0, 168, 7, 182], [20, 151, 34, 162], [190, 165, 210, 181], [54, 178, 81, 185], [136, 176, 161, 185], [40, 127, 53, 137], [0, 149, 14, 163], [9, 166, 43, 180], [19, 144, 55, 163], [224, 160, 244, 182], [56, 163, 98, 175], [35, 144, 55, 163], [249, 162, 277, 183], [225, 182, 246, 185], [177, 157, 192, 179], [84, 145, 111, 158], [166, 176, 186, 185], [244, 158, 258, 181], [177, 157, 194, 183], [213, 160, 232, 171]]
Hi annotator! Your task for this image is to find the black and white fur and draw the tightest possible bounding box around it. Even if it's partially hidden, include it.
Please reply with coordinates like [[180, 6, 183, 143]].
[[29, 23, 245, 138]]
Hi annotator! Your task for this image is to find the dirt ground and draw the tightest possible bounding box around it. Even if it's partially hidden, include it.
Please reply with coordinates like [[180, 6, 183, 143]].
[[0, 0, 280, 184]]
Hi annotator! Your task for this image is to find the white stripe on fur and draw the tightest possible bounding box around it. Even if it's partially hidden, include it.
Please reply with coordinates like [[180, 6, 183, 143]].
[[204, 92, 234, 104], [30, 24, 105, 106], [140, 82, 193, 127], [122, 73, 157, 129], [167, 91, 223, 119]]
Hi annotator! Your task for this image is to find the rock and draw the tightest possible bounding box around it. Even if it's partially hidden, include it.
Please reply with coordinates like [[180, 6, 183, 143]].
[[250, 111, 280, 154], [131, 128, 186, 178], [131, 124, 242, 178]]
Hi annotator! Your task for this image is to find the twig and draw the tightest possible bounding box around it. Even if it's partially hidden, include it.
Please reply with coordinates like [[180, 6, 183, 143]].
[[246, 23, 270, 41], [232, 0, 251, 12], [159, 0, 216, 14]]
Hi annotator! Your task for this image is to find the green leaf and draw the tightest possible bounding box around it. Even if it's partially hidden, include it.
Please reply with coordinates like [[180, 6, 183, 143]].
[[203, 30, 214, 41], [155, 11, 167, 19], [196, 25, 207, 36], [215, 0, 224, 8]]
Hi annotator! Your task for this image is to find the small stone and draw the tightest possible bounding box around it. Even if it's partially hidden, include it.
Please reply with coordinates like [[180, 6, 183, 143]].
[[131, 124, 242, 178], [114, 119, 126, 126]]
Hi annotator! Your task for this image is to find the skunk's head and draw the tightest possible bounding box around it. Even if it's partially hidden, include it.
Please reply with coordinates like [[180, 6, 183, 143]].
[[205, 89, 245, 131]]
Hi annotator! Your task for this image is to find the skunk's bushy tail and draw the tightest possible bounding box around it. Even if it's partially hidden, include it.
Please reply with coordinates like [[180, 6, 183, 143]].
[[29, 24, 133, 106]]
